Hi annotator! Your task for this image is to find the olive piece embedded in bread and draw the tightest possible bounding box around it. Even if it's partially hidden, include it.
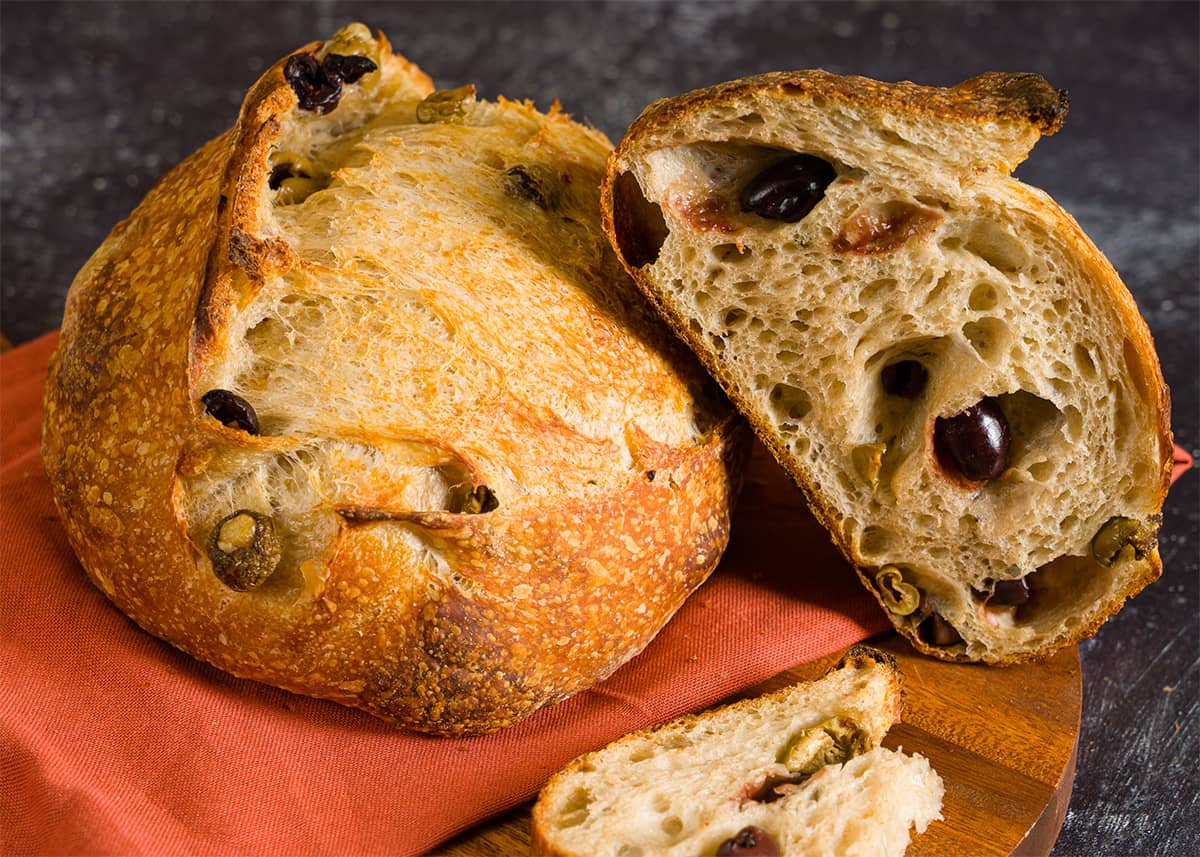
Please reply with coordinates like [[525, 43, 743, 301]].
[[208, 510, 281, 591], [875, 566, 920, 615], [933, 397, 1010, 482], [1091, 516, 1153, 566], [321, 53, 377, 85], [739, 154, 835, 222], [416, 84, 474, 124], [504, 165, 549, 208], [284, 50, 378, 115], [201, 389, 259, 435], [716, 826, 780, 856]]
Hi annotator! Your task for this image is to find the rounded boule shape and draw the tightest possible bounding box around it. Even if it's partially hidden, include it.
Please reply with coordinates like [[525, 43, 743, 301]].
[[41, 24, 748, 735]]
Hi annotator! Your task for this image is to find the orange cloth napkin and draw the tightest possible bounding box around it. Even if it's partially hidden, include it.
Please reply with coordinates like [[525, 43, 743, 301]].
[[0, 332, 1190, 856]]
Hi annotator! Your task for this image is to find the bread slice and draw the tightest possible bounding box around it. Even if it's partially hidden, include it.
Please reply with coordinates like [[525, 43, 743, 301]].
[[531, 645, 943, 857], [40, 24, 747, 735], [601, 71, 1174, 663]]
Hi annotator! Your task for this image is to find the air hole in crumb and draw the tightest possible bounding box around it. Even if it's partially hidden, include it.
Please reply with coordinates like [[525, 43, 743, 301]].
[[996, 390, 1064, 473], [859, 277, 898, 304], [556, 787, 592, 828], [661, 816, 684, 837], [616, 847, 644, 857], [963, 221, 1029, 274], [769, 382, 812, 422], [739, 112, 766, 125], [612, 171, 668, 268], [629, 747, 653, 763], [713, 243, 752, 263], [969, 282, 1001, 311], [695, 290, 712, 310], [860, 526, 894, 556], [962, 317, 1011, 362], [924, 272, 954, 305], [724, 307, 748, 327], [1073, 344, 1098, 380], [1029, 460, 1055, 482]]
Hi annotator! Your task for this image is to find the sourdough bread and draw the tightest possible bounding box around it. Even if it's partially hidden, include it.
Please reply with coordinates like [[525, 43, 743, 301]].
[[601, 71, 1172, 663], [41, 24, 747, 735], [531, 646, 943, 857]]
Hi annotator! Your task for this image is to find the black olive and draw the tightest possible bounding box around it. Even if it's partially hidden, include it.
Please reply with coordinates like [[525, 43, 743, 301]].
[[284, 53, 342, 114], [881, 360, 928, 398], [988, 577, 1031, 607], [739, 154, 836, 222], [716, 826, 781, 857], [202, 389, 260, 435], [283, 52, 376, 115], [321, 53, 377, 84], [748, 772, 808, 804], [933, 397, 1010, 481]]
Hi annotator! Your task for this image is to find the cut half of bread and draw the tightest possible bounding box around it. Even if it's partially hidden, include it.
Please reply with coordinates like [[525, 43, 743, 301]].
[[531, 645, 943, 857], [601, 71, 1173, 663]]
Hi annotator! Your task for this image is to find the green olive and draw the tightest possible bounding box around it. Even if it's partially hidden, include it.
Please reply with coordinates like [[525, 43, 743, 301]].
[[875, 565, 920, 616], [782, 717, 869, 775], [1091, 516, 1152, 567], [416, 85, 476, 124], [208, 509, 281, 591]]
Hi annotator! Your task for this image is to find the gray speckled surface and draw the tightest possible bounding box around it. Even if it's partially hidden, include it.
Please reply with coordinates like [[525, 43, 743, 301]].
[[2, 2, 1196, 854]]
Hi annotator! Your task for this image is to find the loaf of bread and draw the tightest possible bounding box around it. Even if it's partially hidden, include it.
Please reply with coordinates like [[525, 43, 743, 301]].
[[601, 71, 1173, 663], [40, 24, 747, 735], [531, 645, 943, 857]]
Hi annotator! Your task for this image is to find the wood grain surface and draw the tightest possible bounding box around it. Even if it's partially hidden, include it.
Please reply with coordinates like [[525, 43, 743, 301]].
[[435, 633, 1081, 857]]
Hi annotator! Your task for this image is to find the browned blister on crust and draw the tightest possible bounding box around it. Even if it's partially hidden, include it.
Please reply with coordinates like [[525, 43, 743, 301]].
[[601, 70, 1171, 665], [42, 24, 748, 735]]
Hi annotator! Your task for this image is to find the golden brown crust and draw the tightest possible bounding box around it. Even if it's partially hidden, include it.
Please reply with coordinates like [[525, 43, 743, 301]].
[[601, 70, 1171, 666], [42, 28, 748, 735], [625, 70, 1068, 152]]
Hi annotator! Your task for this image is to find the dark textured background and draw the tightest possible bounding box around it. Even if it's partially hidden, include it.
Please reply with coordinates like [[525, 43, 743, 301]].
[[2, 2, 1196, 854]]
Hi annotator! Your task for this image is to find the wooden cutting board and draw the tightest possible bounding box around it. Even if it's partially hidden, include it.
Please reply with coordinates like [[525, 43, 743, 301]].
[[436, 633, 1081, 856]]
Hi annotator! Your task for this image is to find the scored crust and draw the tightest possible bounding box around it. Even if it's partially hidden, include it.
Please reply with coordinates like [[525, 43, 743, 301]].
[[41, 25, 748, 735], [601, 71, 1172, 664]]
